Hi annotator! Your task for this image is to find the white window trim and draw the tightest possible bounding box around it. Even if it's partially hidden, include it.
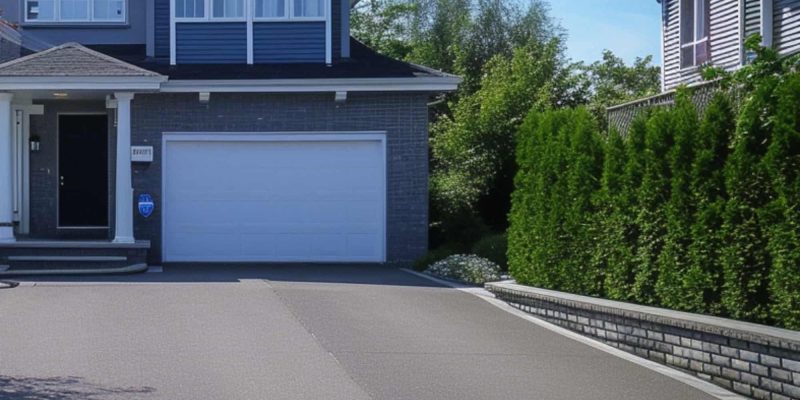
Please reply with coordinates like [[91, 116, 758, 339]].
[[174, 0, 328, 22], [170, 0, 331, 65], [23, 0, 128, 24], [679, 0, 710, 70]]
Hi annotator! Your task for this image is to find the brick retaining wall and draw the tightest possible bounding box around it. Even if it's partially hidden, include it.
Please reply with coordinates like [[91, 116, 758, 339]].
[[486, 282, 800, 400]]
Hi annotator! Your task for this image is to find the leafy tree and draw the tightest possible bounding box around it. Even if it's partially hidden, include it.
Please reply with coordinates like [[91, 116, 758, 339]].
[[682, 94, 734, 314], [632, 109, 673, 305], [656, 91, 698, 309], [430, 39, 563, 227], [350, 0, 417, 60], [571, 51, 661, 126]]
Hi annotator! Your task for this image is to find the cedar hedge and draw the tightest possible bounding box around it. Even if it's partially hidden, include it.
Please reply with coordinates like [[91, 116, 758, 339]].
[[508, 41, 800, 329]]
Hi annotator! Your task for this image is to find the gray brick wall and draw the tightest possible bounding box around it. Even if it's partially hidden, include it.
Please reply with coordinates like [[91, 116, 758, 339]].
[[131, 92, 430, 265], [488, 283, 800, 400]]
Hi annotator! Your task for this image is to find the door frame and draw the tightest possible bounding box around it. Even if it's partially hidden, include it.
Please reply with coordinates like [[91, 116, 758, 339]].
[[56, 112, 111, 230], [161, 131, 388, 263]]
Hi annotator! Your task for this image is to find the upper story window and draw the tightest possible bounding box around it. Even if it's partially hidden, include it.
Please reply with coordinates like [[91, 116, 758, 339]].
[[680, 0, 710, 69], [175, 0, 326, 21], [25, 0, 126, 23]]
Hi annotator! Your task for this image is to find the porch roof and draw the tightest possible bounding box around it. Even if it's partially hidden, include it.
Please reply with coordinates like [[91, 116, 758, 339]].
[[0, 43, 166, 91]]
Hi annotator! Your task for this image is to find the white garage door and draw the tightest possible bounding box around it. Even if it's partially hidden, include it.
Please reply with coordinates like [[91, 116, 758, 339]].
[[162, 133, 386, 262]]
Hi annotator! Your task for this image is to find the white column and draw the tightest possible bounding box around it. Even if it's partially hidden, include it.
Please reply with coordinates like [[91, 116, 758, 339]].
[[113, 92, 135, 244], [0, 93, 14, 242]]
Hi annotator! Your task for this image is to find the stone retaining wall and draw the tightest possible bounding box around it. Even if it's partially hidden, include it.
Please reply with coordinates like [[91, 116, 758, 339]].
[[486, 282, 800, 400]]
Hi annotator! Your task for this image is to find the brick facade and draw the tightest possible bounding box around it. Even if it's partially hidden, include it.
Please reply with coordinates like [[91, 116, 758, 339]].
[[130, 92, 430, 265], [25, 92, 431, 265]]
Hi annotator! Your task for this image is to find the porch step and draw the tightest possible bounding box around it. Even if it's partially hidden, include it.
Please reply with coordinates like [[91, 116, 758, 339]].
[[0, 240, 150, 275], [8, 256, 128, 262]]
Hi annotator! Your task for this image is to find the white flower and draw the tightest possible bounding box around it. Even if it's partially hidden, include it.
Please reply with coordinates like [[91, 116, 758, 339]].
[[424, 254, 501, 285]]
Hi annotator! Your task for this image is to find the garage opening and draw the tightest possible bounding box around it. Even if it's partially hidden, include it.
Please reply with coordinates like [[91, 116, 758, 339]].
[[162, 133, 386, 263]]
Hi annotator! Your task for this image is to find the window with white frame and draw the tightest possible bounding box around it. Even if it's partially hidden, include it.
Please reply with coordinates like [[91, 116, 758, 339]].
[[25, 0, 126, 22], [174, 0, 326, 21], [680, 0, 710, 68]]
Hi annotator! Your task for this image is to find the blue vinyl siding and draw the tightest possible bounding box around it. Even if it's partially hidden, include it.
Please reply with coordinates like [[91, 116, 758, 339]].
[[332, 0, 341, 59], [253, 22, 326, 63], [176, 22, 247, 64], [154, 0, 170, 59]]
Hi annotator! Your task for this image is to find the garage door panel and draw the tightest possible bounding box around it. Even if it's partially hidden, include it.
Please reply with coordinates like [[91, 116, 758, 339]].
[[163, 136, 385, 262]]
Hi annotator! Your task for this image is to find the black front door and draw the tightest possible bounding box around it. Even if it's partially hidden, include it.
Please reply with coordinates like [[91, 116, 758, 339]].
[[58, 114, 109, 228]]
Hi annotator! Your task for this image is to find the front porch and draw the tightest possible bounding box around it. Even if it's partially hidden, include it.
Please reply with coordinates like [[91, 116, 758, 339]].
[[0, 43, 165, 272]]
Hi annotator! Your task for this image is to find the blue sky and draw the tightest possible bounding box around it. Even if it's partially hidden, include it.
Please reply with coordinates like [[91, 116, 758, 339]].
[[547, 0, 662, 66]]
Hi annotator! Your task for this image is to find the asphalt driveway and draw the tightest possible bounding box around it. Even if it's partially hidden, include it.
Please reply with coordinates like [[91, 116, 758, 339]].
[[0, 265, 720, 400]]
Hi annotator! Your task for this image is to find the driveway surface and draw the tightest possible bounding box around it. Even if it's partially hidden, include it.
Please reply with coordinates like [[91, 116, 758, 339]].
[[0, 265, 719, 400]]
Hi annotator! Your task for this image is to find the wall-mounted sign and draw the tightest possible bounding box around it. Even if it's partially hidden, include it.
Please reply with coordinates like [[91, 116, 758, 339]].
[[131, 146, 154, 163], [138, 194, 155, 218]]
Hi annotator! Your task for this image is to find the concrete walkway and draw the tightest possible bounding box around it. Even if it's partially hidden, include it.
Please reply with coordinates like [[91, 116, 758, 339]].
[[0, 265, 720, 399]]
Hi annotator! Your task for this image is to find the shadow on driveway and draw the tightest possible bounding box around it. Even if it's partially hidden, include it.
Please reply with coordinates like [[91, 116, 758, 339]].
[[0, 376, 155, 399], [6, 263, 447, 288]]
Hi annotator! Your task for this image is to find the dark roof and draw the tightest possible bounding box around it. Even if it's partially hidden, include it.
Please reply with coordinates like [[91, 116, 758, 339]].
[[118, 39, 451, 81], [0, 42, 162, 77]]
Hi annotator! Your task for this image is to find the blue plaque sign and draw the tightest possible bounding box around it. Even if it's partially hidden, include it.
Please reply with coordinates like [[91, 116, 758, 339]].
[[138, 194, 154, 218]]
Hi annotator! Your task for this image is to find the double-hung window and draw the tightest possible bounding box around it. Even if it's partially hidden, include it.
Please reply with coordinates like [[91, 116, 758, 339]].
[[680, 0, 710, 68], [25, 0, 126, 23]]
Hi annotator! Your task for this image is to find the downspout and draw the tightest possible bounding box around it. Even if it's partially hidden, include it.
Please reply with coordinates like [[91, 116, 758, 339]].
[[760, 0, 773, 48]]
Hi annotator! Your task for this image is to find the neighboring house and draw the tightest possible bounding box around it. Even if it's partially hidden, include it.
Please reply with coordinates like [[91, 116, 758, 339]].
[[660, 0, 800, 91], [608, 0, 799, 132], [0, 0, 460, 270]]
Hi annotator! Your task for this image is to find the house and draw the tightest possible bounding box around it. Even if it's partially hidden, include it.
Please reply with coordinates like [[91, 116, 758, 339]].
[[608, 0, 799, 132], [0, 0, 460, 271], [660, 0, 800, 91]]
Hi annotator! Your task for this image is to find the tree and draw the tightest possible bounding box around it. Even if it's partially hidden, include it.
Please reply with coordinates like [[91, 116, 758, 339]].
[[571, 50, 661, 126], [763, 73, 800, 329], [655, 91, 698, 309], [430, 39, 563, 230], [561, 108, 603, 294], [602, 115, 646, 301], [509, 109, 572, 288], [633, 109, 673, 304], [682, 93, 734, 314], [350, 0, 417, 60]]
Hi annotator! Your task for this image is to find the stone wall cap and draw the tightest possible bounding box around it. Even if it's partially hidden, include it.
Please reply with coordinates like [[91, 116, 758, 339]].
[[486, 281, 800, 347]]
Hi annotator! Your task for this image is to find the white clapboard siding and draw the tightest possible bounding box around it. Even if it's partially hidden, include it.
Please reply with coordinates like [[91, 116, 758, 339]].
[[663, 0, 742, 90], [775, 0, 800, 56], [744, 0, 762, 41]]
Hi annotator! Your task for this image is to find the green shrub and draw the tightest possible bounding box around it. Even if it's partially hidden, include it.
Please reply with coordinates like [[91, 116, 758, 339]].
[[425, 254, 502, 286], [603, 115, 646, 301], [509, 109, 573, 289], [632, 109, 673, 305], [683, 93, 734, 314], [763, 73, 800, 329], [507, 38, 800, 328], [656, 91, 698, 309], [472, 233, 508, 269]]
